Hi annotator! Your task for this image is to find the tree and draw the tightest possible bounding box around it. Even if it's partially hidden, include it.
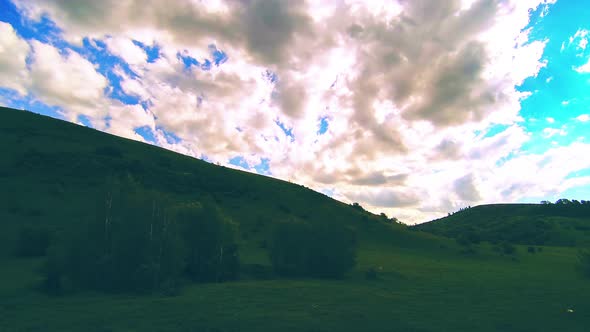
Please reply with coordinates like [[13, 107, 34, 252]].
[[43, 177, 186, 294], [579, 250, 590, 278], [174, 201, 239, 283], [269, 219, 356, 278]]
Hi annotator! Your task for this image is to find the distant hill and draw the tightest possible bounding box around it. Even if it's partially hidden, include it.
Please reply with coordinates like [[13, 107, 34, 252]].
[[414, 203, 590, 246]]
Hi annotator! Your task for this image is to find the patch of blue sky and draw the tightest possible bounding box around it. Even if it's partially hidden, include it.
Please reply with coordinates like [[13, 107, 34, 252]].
[[481, 123, 510, 138], [156, 126, 182, 144], [565, 168, 590, 180], [264, 69, 278, 84], [76, 114, 92, 127], [275, 119, 294, 141], [132, 40, 161, 63], [0, 88, 63, 118], [519, 182, 590, 203], [77, 38, 142, 105], [517, 1, 590, 126], [229, 156, 250, 170], [2, 4, 144, 109], [134, 126, 157, 143], [318, 116, 329, 135], [177, 52, 200, 70], [0, 0, 63, 45], [320, 188, 335, 198], [208, 44, 228, 66], [200, 59, 212, 71], [254, 158, 271, 175]]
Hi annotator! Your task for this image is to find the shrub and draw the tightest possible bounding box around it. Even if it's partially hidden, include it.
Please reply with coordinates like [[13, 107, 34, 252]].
[[498, 241, 517, 255], [578, 250, 590, 278], [365, 267, 378, 280], [41, 179, 239, 294], [527, 246, 536, 254], [269, 220, 356, 278], [174, 202, 239, 283], [15, 227, 51, 257]]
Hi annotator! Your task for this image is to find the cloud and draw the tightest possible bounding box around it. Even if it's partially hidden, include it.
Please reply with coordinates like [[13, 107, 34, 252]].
[[28, 40, 108, 118], [454, 174, 481, 202], [345, 188, 421, 208], [0, 22, 30, 95], [575, 58, 590, 73], [104, 36, 148, 66], [7, 0, 578, 224], [576, 114, 590, 122]]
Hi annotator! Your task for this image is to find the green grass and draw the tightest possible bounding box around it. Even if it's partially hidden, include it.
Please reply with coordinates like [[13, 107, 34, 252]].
[[2, 246, 588, 331], [1, 106, 589, 331]]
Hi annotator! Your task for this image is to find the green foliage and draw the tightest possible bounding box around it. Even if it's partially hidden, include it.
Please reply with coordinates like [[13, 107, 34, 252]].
[[415, 204, 590, 247], [365, 267, 378, 280], [579, 250, 590, 278], [269, 220, 356, 278], [14, 226, 51, 257], [44, 179, 186, 293], [41, 178, 239, 294], [499, 241, 516, 255], [174, 201, 239, 282]]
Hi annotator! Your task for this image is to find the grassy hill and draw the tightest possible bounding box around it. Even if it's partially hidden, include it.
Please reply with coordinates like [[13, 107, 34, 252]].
[[1, 106, 590, 332], [414, 204, 590, 247]]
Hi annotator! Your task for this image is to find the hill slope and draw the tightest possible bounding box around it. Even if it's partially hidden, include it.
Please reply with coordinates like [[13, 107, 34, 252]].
[[0, 106, 441, 260], [414, 203, 590, 246], [2, 106, 590, 332]]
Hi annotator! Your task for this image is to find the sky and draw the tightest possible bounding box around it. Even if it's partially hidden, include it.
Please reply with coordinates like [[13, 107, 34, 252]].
[[1, 0, 589, 224]]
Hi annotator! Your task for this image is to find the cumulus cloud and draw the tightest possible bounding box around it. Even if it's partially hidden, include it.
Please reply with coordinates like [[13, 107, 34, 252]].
[[0, 22, 30, 95], [6, 0, 584, 224]]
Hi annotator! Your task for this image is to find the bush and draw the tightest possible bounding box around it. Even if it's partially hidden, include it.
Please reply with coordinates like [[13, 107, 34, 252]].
[[500, 242, 516, 255], [579, 250, 590, 278], [15, 227, 51, 257], [42, 179, 239, 294], [365, 267, 378, 280], [175, 202, 239, 283], [269, 220, 356, 278], [527, 246, 536, 254]]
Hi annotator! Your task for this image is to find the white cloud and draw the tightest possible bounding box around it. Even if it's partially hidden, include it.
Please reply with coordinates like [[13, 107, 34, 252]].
[[9, 0, 579, 224], [542, 127, 567, 138], [0, 22, 30, 95], [104, 36, 147, 65], [28, 40, 108, 119], [576, 114, 590, 122], [546, 117, 555, 123], [574, 58, 590, 73]]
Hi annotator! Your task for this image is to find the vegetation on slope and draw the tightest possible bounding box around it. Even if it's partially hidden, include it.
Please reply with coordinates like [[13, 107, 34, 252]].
[[1, 106, 590, 331], [414, 203, 590, 246]]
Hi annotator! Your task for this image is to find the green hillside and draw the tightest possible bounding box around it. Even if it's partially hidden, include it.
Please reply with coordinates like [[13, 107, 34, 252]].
[[414, 203, 590, 246], [1, 106, 590, 332]]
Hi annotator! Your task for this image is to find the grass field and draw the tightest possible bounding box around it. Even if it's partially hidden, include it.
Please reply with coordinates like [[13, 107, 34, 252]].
[[2, 245, 588, 331], [1, 106, 589, 331]]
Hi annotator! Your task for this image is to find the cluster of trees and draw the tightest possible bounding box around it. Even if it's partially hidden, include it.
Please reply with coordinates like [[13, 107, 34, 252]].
[[41, 178, 238, 294], [269, 220, 357, 278], [15, 177, 359, 295], [541, 199, 590, 205]]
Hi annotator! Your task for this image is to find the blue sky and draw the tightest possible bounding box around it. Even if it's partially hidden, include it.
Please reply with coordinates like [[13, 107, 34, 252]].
[[1, 0, 589, 223]]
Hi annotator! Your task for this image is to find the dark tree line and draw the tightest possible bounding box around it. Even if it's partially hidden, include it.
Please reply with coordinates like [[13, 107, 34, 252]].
[[41, 177, 238, 294], [269, 219, 356, 278]]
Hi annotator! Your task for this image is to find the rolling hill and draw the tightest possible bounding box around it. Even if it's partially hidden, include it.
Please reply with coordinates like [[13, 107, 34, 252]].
[[1, 106, 589, 332], [414, 203, 590, 246]]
